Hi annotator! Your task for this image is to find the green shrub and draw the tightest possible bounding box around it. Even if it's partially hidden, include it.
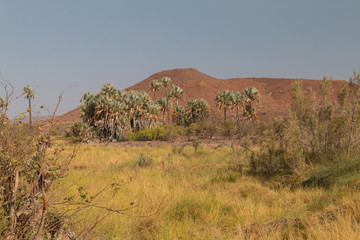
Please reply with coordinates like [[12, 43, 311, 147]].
[[158, 124, 184, 141], [127, 128, 164, 141], [185, 120, 217, 139], [66, 122, 90, 139], [219, 121, 235, 137], [127, 125, 184, 141], [303, 156, 360, 188], [192, 139, 201, 152], [137, 153, 153, 167], [172, 144, 187, 155]]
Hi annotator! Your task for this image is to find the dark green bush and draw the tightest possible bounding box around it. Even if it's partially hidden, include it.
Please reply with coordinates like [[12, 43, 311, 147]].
[[127, 127, 164, 141], [127, 125, 184, 141]]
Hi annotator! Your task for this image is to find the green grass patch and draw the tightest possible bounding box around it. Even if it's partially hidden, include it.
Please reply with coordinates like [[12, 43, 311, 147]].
[[304, 156, 360, 189]]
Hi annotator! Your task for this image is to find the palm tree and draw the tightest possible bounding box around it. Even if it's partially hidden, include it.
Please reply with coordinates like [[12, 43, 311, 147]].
[[172, 105, 186, 126], [101, 83, 117, 98], [146, 102, 160, 128], [23, 85, 35, 129], [81, 83, 174, 139], [161, 77, 173, 123], [215, 90, 233, 121], [231, 91, 245, 122], [186, 98, 209, 124], [148, 79, 162, 100], [157, 97, 168, 123], [136, 91, 152, 130], [170, 86, 184, 107], [125, 90, 142, 130], [243, 87, 261, 118]]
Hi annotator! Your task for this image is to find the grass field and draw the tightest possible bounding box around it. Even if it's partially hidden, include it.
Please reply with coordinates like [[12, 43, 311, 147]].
[[52, 142, 360, 239]]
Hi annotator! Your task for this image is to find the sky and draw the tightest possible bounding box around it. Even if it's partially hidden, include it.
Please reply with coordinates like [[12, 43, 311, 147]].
[[1, 0, 360, 117]]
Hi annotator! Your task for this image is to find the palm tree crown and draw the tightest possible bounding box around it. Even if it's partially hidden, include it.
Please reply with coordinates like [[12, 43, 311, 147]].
[[170, 86, 184, 107], [215, 90, 233, 121], [148, 79, 162, 100], [231, 91, 245, 121], [23, 85, 35, 128], [161, 77, 173, 123], [243, 87, 260, 118]]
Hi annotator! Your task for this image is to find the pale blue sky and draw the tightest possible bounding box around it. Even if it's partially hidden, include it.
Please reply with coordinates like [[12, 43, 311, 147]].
[[1, 0, 360, 116]]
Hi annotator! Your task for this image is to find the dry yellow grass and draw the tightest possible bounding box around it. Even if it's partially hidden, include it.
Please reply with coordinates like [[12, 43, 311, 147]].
[[51, 142, 360, 239]]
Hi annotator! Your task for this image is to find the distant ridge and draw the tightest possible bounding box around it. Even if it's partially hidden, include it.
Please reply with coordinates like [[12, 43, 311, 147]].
[[59, 68, 346, 124]]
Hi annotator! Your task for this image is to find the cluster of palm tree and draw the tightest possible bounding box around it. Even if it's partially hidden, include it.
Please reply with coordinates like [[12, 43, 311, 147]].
[[148, 77, 185, 123], [81, 78, 260, 140], [172, 99, 210, 126], [215, 87, 260, 121], [81, 78, 205, 140], [148, 77, 209, 126], [81, 83, 159, 140]]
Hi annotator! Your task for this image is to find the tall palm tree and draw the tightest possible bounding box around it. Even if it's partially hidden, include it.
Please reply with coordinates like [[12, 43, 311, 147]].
[[161, 77, 173, 123], [170, 86, 184, 107], [146, 102, 160, 128], [157, 97, 168, 123], [231, 91, 245, 122], [125, 90, 142, 130], [148, 79, 162, 101], [215, 90, 233, 121], [243, 87, 261, 118], [23, 85, 35, 129]]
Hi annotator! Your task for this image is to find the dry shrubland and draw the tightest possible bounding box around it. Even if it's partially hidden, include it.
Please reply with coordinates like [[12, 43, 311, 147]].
[[2, 72, 360, 239]]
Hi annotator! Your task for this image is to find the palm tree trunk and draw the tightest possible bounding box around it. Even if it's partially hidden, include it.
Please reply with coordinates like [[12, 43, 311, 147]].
[[236, 106, 239, 122], [29, 98, 32, 129], [165, 88, 170, 124], [153, 91, 156, 101], [133, 115, 136, 131], [224, 107, 227, 121]]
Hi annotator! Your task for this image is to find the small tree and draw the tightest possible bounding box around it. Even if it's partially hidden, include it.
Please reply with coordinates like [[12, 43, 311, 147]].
[[23, 85, 35, 129]]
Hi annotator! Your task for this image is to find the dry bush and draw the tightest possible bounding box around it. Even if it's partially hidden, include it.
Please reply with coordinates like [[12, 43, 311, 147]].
[[248, 72, 360, 176]]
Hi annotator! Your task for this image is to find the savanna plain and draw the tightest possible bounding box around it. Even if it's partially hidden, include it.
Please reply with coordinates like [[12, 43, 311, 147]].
[[2, 70, 360, 239]]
